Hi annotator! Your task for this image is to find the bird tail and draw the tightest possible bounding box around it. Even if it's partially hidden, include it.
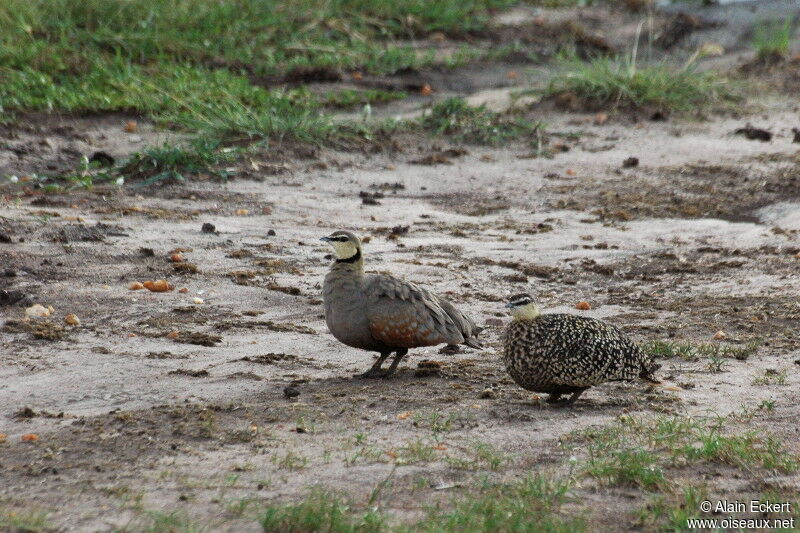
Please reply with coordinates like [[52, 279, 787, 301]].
[[464, 337, 483, 350]]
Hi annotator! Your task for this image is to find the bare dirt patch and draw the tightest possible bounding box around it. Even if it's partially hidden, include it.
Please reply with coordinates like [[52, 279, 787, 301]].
[[3, 4, 800, 531]]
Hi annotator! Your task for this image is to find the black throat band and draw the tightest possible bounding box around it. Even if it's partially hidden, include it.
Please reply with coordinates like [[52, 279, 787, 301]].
[[335, 248, 361, 264]]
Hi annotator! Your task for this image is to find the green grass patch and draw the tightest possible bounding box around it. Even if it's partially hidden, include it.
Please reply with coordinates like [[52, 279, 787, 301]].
[[753, 20, 792, 60], [0, 507, 51, 533], [322, 89, 408, 109], [412, 475, 585, 533], [752, 368, 789, 386], [0, 0, 516, 118], [0, 0, 524, 165], [26, 138, 241, 189], [640, 339, 762, 362], [0, 0, 514, 79], [260, 490, 386, 533], [636, 485, 708, 531], [422, 97, 544, 145], [259, 475, 584, 533], [272, 450, 309, 471], [584, 447, 667, 490], [639, 340, 697, 360], [544, 54, 730, 113], [140, 510, 208, 533], [411, 409, 475, 434], [118, 139, 239, 186], [446, 442, 509, 471], [571, 413, 798, 490]]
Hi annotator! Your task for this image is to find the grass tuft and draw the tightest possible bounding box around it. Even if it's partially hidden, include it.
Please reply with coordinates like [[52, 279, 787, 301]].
[[570, 413, 799, 491], [422, 97, 543, 145], [119, 139, 238, 186], [752, 368, 789, 386], [640, 339, 761, 362], [141, 510, 208, 533], [636, 485, 709, 531], [0, 507, 51, 533], [414, 475, 585, 533], [545, 53, 730, 113], [322, 89, 408, 109], [162, 90, 332, 143], [585, 448, 666, 490], [260, 490, 385, 533], [258, 475, 583, 533], [753, 20, 793, 61]]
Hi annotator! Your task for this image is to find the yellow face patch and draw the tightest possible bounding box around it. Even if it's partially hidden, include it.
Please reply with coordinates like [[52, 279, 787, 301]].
[[511, 303, 541, 321], [329, 240, 358, 260]]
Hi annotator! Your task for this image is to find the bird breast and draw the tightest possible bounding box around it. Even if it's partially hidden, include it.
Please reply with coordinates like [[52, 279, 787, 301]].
[[323, 272, 379, 350]]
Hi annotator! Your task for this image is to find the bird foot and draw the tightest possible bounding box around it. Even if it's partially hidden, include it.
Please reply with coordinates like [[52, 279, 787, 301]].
[[546, 391, 584, 407], [354, 368, 395, 379], [545, 394, 564, 404]]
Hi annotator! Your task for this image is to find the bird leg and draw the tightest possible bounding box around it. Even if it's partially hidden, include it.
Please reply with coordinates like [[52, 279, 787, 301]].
[[381, 349, 408, 378], [546, 389, 587, 406], [356, 352, 392, 378], [545, 393, 563, 404], [562, 389, 586, 406]]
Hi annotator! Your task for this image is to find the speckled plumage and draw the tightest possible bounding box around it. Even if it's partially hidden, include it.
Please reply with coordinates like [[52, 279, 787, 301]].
[[503, 313, 658, 405], [322, 231, 481, 377]]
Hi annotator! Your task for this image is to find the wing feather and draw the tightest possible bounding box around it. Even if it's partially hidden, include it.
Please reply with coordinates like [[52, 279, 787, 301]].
[[364, 275, 477, 348]]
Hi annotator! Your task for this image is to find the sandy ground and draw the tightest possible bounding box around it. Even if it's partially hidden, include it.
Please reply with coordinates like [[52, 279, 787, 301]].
[[2, 2, 800, 532]]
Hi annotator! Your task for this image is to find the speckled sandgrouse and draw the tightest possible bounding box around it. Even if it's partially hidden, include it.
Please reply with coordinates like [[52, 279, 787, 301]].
[[321, 230, 481, 378], [503, 293, 659, 405]]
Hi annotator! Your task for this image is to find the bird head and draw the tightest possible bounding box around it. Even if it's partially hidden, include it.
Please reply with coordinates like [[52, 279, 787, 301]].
[[321, 230, 362, 262], [504, 293, 541, 320]]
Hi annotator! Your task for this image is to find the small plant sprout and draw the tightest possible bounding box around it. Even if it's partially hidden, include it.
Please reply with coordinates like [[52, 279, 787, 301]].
[[753, 19, 793, 61]]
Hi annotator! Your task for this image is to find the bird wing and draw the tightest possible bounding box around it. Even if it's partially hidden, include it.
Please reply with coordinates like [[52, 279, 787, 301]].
[[540, 316, 629, 387], [364, 274, 468, 348], [438, 299, 482, 348]]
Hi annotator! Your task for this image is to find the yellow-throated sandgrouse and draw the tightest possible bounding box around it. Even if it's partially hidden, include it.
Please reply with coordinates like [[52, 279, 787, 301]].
[[322, 230, 481, 378], [503, 293, 659, 405]]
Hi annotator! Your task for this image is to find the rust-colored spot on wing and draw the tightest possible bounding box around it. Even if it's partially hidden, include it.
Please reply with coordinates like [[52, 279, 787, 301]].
[[369, 314, 443, 348]]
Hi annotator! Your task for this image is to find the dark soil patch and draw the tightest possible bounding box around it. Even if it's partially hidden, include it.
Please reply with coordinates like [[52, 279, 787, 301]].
[[2, 319, 69, 341], [740, 57, 800, 94], [552, 159, 800, 222]]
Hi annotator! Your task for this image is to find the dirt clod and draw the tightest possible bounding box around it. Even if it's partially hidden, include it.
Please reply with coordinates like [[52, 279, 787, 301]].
[[174, 332, 222, 347], [168, 368, 210, 377], [0, 289, 29, 306], [734, 125, 772, 142], [622, 157, 639, 168], [89, 151, 115, 167]]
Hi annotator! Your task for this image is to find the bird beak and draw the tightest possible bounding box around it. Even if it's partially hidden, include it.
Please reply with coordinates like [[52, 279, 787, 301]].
[[320, 236, 332, 242], [504, 302, 515, 309]]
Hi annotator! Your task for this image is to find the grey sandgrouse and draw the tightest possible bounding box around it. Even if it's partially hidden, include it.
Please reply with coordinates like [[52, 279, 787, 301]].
[[321, 230, 481, 378], [502, 293, 659, 405]]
